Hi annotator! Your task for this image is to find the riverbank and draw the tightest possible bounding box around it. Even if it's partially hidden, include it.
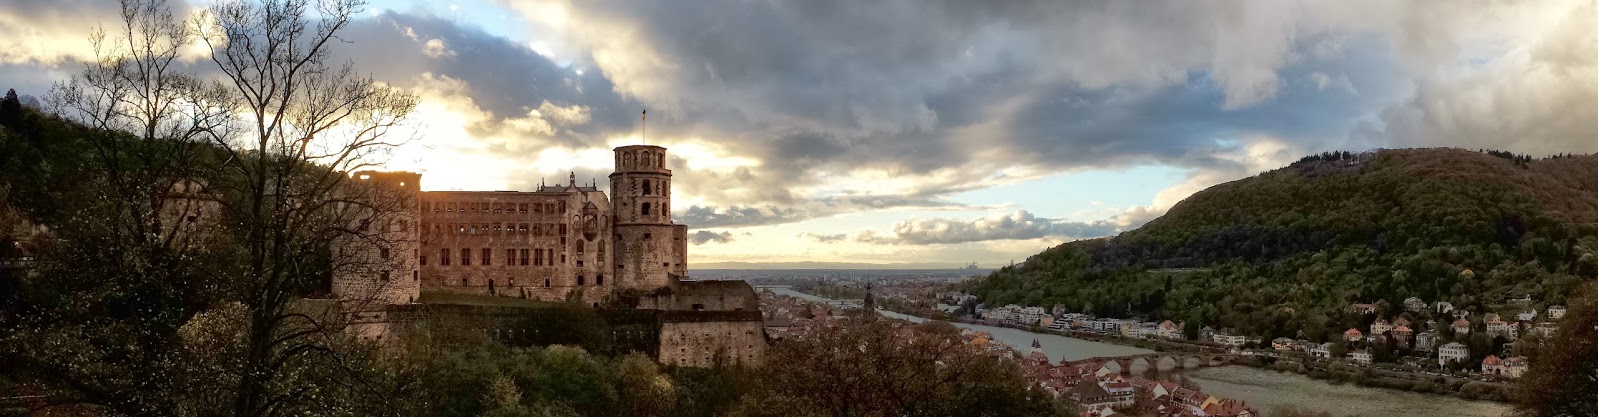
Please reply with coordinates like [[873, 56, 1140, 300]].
[[891, 306, 1516, 403]]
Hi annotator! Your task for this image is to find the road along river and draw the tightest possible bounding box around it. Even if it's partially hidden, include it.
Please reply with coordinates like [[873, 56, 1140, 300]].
[[762, 287, 1512, 417]]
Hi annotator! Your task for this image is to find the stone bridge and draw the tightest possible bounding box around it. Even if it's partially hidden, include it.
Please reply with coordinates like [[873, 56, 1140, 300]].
[[1063, 353, 1244, 374]]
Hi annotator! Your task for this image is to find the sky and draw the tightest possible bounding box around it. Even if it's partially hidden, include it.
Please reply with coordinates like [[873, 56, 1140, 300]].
[[4, 0, 1598, 267]]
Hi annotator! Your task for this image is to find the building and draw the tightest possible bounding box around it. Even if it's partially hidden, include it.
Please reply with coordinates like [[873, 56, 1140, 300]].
[[1486, 319, 1514, 339], [1214, 333, 1247, 347], [1158, 320, 1183, 340], [1404, 297, 1427, 313], [1434, 301, 1455, 315], [1370, 319, 1392, 338], [1271, 337, 1295, 351], [1348, 303, 1379, 315], [1482, 355, 1503, 375], [1517, 309, 1538, 322], [1348, 350, 1372, 365], [1451, 318, 1472, 335], [1548, 305, 1566, 320], [1343, 328, 1364, 342], [1438, 342, 1470, 367], [1503, 356, 1529, 378], [334, 145, 765, 367], [1414, 331, 1437, 352], [1310, 343, 1332, 359], [1391, 325, 1414, 348]]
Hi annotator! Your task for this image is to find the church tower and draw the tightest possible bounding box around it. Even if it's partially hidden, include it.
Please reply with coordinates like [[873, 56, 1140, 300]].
[[610, 145, 686, 290]]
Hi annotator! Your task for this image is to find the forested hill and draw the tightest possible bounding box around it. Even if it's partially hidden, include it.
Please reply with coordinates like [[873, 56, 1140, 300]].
[[971, 148, 1598, 342]]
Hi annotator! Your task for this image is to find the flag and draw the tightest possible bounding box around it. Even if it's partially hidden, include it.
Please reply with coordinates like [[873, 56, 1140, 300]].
[[642, 109, 646, 120]]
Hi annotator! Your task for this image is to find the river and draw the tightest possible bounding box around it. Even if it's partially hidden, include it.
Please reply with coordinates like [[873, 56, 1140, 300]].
[[762, 286, 1513, 417]]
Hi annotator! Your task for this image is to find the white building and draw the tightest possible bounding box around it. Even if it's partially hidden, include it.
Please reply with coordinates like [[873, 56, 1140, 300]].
[[1348, 350, 1373, 365], [1310, 343, 1332, 359], [1517, 310, 1538, 322], [1548, 306, 1566, 320], [1404, 297, 1427, 312], [1414, 331, 1438, 352], [1018, 306, 1047, 325], [1214, 333, 1247, 347], [1438, 342, 1470, 367]]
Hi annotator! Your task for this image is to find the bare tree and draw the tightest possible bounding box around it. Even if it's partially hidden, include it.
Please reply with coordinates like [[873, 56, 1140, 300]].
[[190, 0, 419, 415]]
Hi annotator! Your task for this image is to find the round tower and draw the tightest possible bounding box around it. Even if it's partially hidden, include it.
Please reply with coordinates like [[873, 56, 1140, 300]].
[[610, 145, 677, 290]]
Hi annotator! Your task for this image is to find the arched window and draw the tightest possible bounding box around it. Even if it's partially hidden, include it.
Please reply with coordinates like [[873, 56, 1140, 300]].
[[641, 203, 651, 216]]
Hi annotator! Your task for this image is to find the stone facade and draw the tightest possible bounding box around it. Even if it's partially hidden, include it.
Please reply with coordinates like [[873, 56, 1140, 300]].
[[657, 311, 767, 367], [333, 145, 764, 367]]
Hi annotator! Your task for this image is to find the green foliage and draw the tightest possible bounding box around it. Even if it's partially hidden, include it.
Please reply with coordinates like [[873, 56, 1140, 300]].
[[971, 149, 1597, 344], [1517, 281, 1598, 416]]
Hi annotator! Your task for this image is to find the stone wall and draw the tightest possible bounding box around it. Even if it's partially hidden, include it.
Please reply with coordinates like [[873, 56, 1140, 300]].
[[418, 188, 612, 303], [657, 310, 766, 368]]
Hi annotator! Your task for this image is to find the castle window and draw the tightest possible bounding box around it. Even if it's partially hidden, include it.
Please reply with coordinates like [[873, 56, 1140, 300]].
[[420, 256, 427, 266], [519, 203, 527, 213], [658, 153, 665, 168], [379, 248, 389, 259], [534, 203, 542, 213], [520, 249, 529, 266], [644, 233, 652, 239], [481, 247, 490, 265], [596, 275, 604, 286], [548, 249, 554, 264], [692, 303, 704, 311], [494, 223, 502, 233], [561, 254, 566, 264], [462, 277, 467, 287], [446, 202, 454, 212], [544, 277, 550, 287], [400, 220, 408, 232], [413, 270, 419, 281], [493, 203, 502, 213], [482, 202, 490, 212], [641, 203, 651, 216], [520, 223, 529, 234], [441, 249, 451, 266], [507, 249, 515, 266], [461, 248, 471, 266], [381, 271, 391, 281], [643, 179, 652, 195], [577, 275, 585, 286], [469, 225, 477, 235], [535, 249, 543, 266], [598, 243, 606, 263]]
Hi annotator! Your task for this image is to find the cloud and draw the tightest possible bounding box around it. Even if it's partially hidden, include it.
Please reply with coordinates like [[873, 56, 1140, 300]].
[[855, 210, 1148, 245], [422, 38, 456, 58], [676, 205, 808, 228], [798, 232, 847, 243], [689, 230, 734, 245]]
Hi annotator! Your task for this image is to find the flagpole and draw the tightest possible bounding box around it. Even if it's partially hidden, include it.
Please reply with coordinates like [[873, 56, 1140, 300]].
[[641, 109, 647, 145]]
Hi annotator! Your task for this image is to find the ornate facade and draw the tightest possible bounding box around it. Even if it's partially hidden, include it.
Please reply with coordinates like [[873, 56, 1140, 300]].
[[332, 145, 764, 367]]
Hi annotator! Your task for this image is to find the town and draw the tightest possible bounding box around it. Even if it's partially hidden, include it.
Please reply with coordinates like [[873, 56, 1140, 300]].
[[759, 287, 1260, 417]]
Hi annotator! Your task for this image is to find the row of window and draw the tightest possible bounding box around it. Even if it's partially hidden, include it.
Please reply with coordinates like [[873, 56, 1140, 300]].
[[423, 201, 565, 215], [425, 222, 568, 237], [435, 275, 605, 287], [425, 247, 606, 266]]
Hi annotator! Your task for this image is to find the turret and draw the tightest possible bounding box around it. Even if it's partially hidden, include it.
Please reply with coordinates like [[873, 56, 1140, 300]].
[[610, 145, 684, 289]]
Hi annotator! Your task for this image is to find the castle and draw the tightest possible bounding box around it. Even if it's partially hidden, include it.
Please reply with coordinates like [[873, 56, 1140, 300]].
[[332, 145, 766, 367]]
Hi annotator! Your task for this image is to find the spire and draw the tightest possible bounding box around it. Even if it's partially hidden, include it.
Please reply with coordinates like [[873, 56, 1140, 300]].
[[569, 171, 576, 186], [862, 281, 876, 312]]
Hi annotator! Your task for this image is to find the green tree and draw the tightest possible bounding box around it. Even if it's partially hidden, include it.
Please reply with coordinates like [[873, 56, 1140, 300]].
[[1518, 282, 1598, 416]]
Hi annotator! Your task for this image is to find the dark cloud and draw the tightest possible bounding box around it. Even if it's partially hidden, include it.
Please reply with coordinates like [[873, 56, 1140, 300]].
[[855, 210, 1145, 245], [689, 230, 734, 245], [676, 205, 808, 228]]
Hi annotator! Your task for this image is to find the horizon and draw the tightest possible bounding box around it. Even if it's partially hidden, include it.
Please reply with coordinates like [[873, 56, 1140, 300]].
[[5, 0, 1597, 265]]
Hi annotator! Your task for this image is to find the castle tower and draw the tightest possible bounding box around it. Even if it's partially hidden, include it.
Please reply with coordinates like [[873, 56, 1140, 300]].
[[333, 170, 422, 305], [610, 145, 686, 290]]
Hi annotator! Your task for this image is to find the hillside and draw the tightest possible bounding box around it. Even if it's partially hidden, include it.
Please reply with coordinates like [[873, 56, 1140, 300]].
[[971, 148, 1598, 345]]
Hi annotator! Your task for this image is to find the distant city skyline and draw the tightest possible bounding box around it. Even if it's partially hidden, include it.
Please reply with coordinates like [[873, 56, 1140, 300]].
[[4, 0, 1597, 265]]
